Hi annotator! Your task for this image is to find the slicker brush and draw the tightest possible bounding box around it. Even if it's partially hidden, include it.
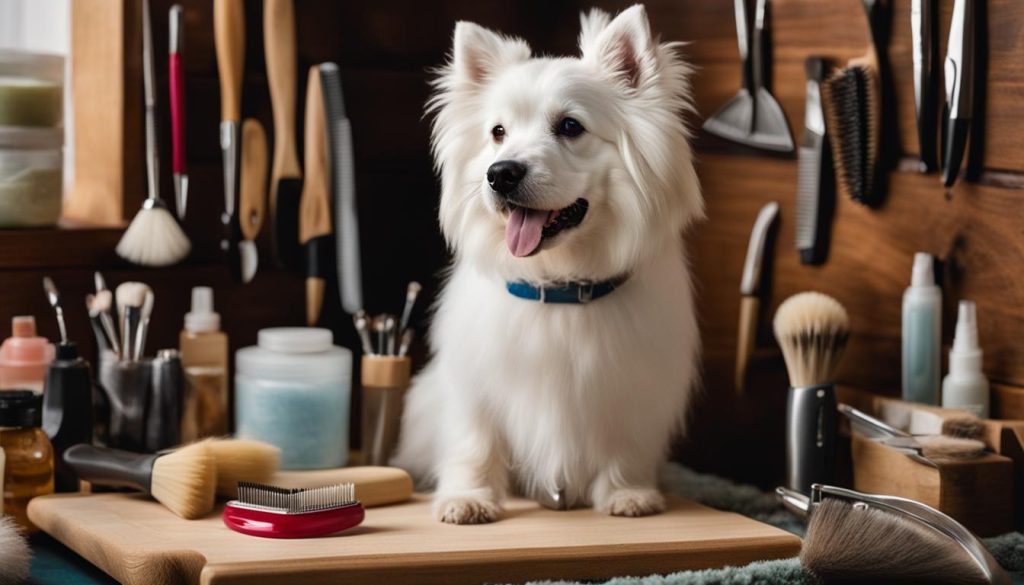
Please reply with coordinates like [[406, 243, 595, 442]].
[[64, 441, 216, 519], [774, 292, 850, 494], [206, 438, 282, 497]]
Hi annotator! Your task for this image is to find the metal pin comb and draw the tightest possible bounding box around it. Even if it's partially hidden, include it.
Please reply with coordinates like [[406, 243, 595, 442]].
[[223, 482, 364, 538]]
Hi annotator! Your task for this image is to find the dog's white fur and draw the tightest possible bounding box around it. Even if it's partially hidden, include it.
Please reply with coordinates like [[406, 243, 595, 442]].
[[391, 4, 703, 524]]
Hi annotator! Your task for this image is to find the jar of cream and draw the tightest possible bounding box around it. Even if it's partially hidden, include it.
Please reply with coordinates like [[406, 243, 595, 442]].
[[235, 328, 351, 469]]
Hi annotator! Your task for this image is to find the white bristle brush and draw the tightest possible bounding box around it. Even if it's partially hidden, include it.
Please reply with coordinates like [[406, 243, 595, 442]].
[[115, 282, 150, 362], [87, 289, 120, 356], [134, 289, 155, 360], [398, 281, 422, 334], [116, 0, 190, 267], [0, 515, 31, 585], [773, 291, 850, 388]]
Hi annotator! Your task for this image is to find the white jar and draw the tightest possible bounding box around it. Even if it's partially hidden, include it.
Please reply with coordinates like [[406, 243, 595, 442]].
[[0, 127, 62, 228], [235, 328, 352, 470]]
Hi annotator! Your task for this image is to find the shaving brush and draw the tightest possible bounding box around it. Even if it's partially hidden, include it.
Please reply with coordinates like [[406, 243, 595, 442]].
[[773, 292, 850, 494]]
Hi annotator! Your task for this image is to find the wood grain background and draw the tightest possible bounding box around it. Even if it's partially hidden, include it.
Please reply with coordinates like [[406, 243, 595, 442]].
[[3, 0, 1022, 488]]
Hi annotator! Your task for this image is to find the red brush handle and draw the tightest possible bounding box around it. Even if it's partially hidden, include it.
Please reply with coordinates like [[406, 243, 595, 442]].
[[169, 52, 186, 174], [222, 502, 365, 539]]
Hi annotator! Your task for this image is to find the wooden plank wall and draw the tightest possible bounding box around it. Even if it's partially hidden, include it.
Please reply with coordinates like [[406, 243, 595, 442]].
[[5, 0, 1022, 488]]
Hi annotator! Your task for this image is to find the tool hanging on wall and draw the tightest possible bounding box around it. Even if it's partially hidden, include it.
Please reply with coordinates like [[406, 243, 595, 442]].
[[941, 0, 979, 187], [703, 0, 794, 153], [169, 4, 188, 220], [300, 66, 333, 326], [735, 201, 779, 394], [214, 0, 245, 281], [795, 57, 834, 265], [911, 0, 939, 173], [238, 119, 268, 283], [320, 63, 364, 315], [822, 0, 894, 208], [116, 0, 190, 267], [265, 0, 304, 270]]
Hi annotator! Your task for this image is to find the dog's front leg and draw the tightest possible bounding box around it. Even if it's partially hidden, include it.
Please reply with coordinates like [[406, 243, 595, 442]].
[[433, 415, 507, 524], [591, 456, 666, 517]]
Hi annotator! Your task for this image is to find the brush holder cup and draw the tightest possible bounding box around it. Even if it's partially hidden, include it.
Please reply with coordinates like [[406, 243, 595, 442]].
[[97, 351, 184, 453], [235, 328, 352, 470], [785, 383, 837, 494], [360, 356, 411, 466]]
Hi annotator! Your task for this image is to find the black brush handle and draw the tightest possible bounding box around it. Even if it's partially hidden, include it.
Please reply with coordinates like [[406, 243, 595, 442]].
[[64, 444, 157, 492], [913, 0, 940, 172], [785, 384, 837, 495], [942, 115, 970, 187], [733, 0, 755, 94]]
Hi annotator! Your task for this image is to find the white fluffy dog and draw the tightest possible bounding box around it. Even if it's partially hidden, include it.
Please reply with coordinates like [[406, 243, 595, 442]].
[[391, 4, 703, 524]]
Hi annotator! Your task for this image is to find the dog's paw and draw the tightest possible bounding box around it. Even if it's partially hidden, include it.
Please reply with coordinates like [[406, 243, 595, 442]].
[[597, 488, 666, 517], [433, 492, 502, 524]]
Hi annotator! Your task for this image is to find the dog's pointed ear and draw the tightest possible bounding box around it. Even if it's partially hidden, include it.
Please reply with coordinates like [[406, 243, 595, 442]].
[[451, 22, 531, 86], [580, 4, 655, 89]]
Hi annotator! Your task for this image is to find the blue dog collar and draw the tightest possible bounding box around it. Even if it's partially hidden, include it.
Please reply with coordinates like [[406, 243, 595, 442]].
[[506, 276, 628, 304]]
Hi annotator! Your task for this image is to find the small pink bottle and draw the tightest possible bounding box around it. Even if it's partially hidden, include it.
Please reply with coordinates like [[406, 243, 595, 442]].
[[0, 316, 55, 392]]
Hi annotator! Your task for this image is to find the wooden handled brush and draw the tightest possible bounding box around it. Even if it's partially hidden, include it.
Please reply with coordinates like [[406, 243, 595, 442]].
[[299, 65, 332, 326], [238, 118, 268, 283]]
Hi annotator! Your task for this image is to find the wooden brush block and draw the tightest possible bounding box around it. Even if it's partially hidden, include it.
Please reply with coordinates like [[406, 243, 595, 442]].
[[850, 434, 1014, 536], [980, 420, 1024, 527], [28, 493, 800, 585], [993, 384, 1024, 420]]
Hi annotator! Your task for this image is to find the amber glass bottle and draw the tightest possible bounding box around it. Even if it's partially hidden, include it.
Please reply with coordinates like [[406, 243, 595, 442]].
[[0, 390, 54, 531], [179, 287, 229, 440]]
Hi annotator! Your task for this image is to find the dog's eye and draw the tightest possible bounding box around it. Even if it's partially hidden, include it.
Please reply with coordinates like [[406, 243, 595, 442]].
[[491, 125, 505, 143], [555, 117, 585, 138]]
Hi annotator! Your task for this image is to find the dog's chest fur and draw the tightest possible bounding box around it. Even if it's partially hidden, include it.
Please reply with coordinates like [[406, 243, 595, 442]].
[[427, 249, 699, 502]]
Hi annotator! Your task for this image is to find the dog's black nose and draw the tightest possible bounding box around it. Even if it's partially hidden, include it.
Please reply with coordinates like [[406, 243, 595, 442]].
[[487, 160, 527, 196]]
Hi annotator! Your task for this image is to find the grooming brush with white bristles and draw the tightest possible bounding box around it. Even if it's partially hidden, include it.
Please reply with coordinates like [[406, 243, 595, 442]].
[[223, 482, 364, 538], [115, 282, 152, 362], [116, 0, 191, 267], [773, 291, 850, 494]]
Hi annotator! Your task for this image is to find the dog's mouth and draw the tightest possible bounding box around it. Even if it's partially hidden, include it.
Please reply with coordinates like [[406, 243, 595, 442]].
[[503, 198, 589, 257]]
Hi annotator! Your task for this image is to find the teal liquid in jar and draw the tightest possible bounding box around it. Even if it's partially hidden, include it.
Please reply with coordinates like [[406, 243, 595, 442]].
[[235, 328, 352, 470]]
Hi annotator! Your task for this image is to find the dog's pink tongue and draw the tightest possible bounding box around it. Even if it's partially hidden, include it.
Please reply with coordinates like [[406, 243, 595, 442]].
[[505, 207, 548, 257]]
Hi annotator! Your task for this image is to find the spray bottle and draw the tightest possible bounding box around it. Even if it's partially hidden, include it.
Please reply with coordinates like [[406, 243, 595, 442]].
[[902, 253, 941, 404], [942, 301, 989, 417]]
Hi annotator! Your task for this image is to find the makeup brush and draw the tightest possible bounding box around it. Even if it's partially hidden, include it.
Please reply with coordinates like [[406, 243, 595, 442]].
[[117, 0, 191, 267], [398, 281, 422, 335], [87, 289, 120, 356], [384, 315, 397, 355], [115, 282, 150, 362], [783, 484, 1011, 584], [64, 442, 216, 519], [774, 291, 850, 494], [0, 515, 30, 584], [353, 310, 374, 355], [373, 315, 388, 356], [398, 328, 415, 357], [206, 438, 281, 498], [134, 289, 155, 360], [42, 276, 68, 346]]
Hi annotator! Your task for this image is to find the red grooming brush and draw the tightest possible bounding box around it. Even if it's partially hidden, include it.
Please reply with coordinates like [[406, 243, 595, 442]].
[[223, 482, 364, 538]]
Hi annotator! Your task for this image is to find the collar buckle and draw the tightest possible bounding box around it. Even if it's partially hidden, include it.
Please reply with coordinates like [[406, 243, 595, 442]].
[[577, 282, 594, 303]]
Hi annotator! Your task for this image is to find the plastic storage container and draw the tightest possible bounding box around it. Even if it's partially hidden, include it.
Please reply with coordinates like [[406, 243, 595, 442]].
[[0, 389, 54, 531], [0, 126, 63, 227], [235, 328, 351, 470], [0, 50, 64, 127], [0, 316, 55, 391]]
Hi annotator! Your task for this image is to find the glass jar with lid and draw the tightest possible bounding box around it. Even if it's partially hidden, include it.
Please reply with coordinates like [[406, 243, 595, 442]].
[[0, 389, 54, 530]]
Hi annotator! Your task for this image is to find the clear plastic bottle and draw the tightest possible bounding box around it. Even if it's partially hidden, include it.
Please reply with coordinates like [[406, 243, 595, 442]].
[[902, 253, 941, 404], [942, 301, 989, 417], [179, 287, 229, 441], [0, 390, 54, 531]]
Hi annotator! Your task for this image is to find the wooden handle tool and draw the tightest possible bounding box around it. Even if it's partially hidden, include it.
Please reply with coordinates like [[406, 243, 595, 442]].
[[300, 65, 332, 326], [214, 0, 245, 279], [735, 295, 759, 394], [240, 119, 267, 243], [265, 0, 303, 269]]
